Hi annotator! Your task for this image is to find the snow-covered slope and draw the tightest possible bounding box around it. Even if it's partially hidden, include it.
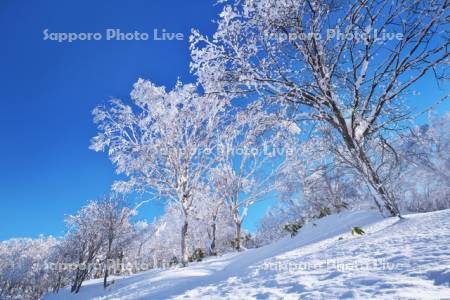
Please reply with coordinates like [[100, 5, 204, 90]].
[[44, 209, 450, 299]]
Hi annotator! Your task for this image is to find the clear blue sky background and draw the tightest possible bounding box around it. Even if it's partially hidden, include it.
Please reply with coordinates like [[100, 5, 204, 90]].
[[0, 0, 448, 240]]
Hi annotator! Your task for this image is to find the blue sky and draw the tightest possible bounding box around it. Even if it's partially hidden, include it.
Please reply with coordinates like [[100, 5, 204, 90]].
[[0, 1, 448, 240]]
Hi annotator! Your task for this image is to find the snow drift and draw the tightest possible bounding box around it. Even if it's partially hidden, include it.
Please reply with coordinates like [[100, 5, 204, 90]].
[[44, 209, 450, 299]]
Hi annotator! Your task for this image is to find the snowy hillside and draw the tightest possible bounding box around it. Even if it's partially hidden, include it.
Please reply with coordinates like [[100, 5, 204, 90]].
[[44, 209, 450, 299]]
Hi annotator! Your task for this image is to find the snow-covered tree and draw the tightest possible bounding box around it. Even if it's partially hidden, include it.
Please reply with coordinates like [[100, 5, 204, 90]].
[[189, 184, 232, 255], [397, 112, 450, 211], [46, 237, 76, 294], [64, 201, 105, 293], [50, 197, 136, 293], [277, 126, 364, 214], [255, 206, 293, 246], [212, 103, 298, 250], [191, 0, 449, 216], [126, 220, 155, 270], [144, 203, 185, 267], [0, 237, 57, 300], [95, 195, 135, 288], [90, 79, 226, 265]]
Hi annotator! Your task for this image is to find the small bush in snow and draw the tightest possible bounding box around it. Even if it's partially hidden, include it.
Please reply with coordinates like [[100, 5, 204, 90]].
[[284, 222, 303, 237], [351, 227, 365, 236]]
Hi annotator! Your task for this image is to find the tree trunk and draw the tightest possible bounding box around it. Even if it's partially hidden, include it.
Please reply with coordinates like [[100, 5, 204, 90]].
[[357, 148, 400, 216], [210, 219, 217, 255], [71, 268, 88, 293], [234, 221, 241, 251], [180, 219, 189, 266], [337, 123, 400, 217], [70, 270, 80, 292], [103, 266, 109, 288], [366, 171, 400, 216], [54, 273, 61, 293], [103, 240, 112, 288], [118, 250, 124, 274]]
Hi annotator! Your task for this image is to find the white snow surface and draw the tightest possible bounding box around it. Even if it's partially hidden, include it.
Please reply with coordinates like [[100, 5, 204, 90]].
[[44, 209, 450, 299]]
